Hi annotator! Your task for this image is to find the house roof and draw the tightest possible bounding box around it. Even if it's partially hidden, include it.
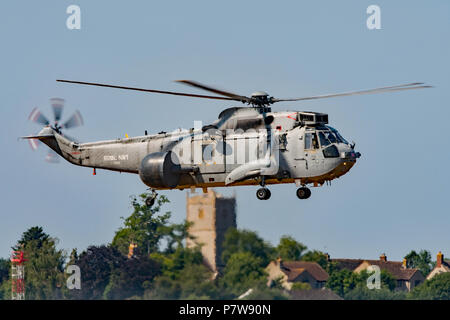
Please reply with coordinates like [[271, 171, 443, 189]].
[[329, 257, 422, 281], [280, 261, 329, 282], [331, 258, 364, 271], [359, 260, 420, 280], [290, 288, 343, 300], [442, 260, 450, 270]]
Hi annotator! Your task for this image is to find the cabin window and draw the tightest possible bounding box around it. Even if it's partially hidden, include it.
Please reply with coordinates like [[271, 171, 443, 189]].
[[202, 143, 214, 161]]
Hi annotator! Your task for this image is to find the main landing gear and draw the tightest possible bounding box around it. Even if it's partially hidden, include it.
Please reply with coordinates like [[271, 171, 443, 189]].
[[255, 177, 312, 200], [145, 189, 157, 207], [296, 187, 311, 200], [256, 177, 271, 200], [256, 187, 271, 200]]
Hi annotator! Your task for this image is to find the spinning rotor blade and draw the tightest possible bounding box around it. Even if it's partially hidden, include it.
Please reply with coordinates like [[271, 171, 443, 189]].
[[28, 107, 50, 126], [50, 98, 65, 122], [28, 138, 40, 150], [45, 149, 60, 163], [62, 110, 84, 129], [175, 80, 251, 103], [57, 80, 236, 101], [272, 82, 432, 103]]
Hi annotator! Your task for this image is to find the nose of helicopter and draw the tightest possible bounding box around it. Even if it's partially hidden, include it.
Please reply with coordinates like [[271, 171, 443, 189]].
[[338, 144, 361, 161]]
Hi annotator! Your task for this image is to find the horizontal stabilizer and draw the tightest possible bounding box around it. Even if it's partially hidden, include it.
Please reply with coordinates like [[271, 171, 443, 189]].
[[20, 134, 54, 140]]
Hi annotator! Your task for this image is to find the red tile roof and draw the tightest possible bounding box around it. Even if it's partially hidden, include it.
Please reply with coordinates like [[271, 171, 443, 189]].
[[331, 258, 422, 281], [280, 261, 329, 282], [359, 260, 420, 280], [331, 258, 364, 271]]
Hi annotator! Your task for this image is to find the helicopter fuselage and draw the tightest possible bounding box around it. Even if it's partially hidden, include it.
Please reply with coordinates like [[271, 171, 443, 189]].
[[35, 108, 360, 196]]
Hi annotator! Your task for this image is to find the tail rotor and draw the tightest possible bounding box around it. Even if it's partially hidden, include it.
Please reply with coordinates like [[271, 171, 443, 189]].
[[27, 98, 84, 163]]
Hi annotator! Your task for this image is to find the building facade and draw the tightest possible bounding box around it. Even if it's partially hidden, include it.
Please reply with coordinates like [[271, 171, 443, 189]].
[[186, 189, 236, 273], [266, 258, 329, 290]]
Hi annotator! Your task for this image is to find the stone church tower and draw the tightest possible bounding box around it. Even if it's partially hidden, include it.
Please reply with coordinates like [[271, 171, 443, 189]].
[[186, 189, 236, 273]]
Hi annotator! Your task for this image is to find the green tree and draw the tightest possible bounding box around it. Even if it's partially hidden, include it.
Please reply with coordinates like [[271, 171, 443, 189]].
[[241, 282, 289, 300], [275, 236, 307, 261], [70, 245, 126, 300], [112, 193, 191, 256], [0, 258, 10, 300], [344, 285, 406, 300], [220, 251, 267, 297], [16, 229, 67, 300], [408, 273, 450, 300], [221, 228, 275, 267], [13, 226, 49, 250], [326, 269, 361, 297], [0, 258, 9, 284], [150, 246, 203, 280], [404, 250, 434, 277], [358, 269, 396, 291], [148, 247, 219, 299], [326, 268, 396, 298], [103, 254, 160, 300], [149, 263, 219, 299]]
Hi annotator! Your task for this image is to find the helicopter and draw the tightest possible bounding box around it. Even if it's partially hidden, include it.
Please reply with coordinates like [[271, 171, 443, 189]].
[[23, 79, 431, 205]]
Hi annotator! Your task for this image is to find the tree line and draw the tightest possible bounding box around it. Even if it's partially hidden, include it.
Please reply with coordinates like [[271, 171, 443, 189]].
[[0, 192, 449, 300]]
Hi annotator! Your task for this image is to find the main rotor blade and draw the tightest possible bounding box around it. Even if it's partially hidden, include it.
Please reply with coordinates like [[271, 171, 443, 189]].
[[57, 80, 236, 101], [62, 110, 84, 129], [175, 80, 251, 103], [50, 98, 65, 122], [272, 83, 432, 103], [28, 107, 50, 126]]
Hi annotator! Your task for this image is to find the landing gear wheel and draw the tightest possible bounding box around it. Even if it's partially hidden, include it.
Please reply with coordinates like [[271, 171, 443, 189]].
[[145, 189, 157, 207], [296, 187, 311, 200], [145, 197, 155, 207], [256, 188, 271, 200]]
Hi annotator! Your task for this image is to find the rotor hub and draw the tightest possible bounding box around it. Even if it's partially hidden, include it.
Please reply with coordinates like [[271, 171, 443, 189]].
[[250, 91, 272, 109]]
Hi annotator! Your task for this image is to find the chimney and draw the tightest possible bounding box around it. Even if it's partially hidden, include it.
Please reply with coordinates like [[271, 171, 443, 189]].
[[324, 253, 330, 262], [402, 258, 407, 268], [380, 253, 387, 262], [437, 251, 444, 268]]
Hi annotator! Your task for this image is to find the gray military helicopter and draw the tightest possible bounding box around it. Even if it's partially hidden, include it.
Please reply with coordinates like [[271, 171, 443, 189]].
[[23, 80, 431, 205]]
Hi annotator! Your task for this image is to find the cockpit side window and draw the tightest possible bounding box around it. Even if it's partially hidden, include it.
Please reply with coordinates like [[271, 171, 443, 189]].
[[325, 131, 337, 143], [327, 126, 349, 144], [318, 132, 331, 148], [305, 132, 319, 150]]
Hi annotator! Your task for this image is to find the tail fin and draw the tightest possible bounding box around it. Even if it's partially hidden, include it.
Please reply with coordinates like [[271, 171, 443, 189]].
[[21, 127, 64, 157]]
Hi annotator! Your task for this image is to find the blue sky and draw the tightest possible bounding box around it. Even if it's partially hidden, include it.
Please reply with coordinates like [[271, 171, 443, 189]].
[[1, 1, 449, 262]]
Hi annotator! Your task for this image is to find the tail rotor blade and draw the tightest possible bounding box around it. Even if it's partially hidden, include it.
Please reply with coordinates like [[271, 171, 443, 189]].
[[45, 149, 60, 163], [62, 110, 84, 129], [28, 107, 50, 126], [50, 98, 65, 122], [28, 138, 40, 151]]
